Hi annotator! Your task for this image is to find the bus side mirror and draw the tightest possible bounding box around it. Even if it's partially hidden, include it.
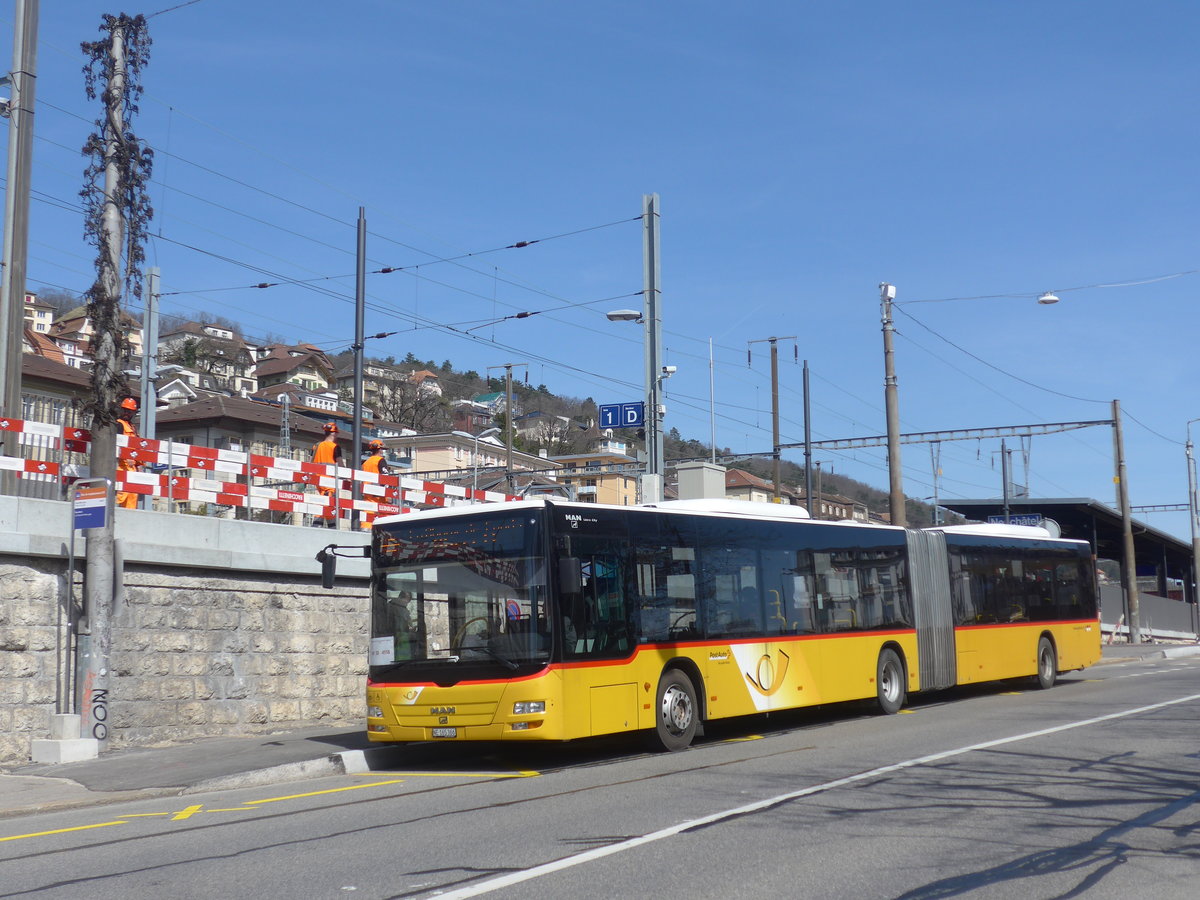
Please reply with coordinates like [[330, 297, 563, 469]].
[[317, 546, 336, 589], [559, 557, 582, 595]]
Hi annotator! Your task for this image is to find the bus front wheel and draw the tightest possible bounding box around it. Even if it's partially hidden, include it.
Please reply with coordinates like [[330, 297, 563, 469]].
[[876, 648, 906, 715], [1035, 636, 1057, 689], [647, 669, 698, 752]]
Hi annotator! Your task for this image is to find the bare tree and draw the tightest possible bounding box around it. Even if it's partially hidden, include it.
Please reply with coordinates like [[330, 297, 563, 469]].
[[373, 375, 450, 431]]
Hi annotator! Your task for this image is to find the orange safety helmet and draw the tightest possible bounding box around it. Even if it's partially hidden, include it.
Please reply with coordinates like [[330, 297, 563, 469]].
[[323, 422, 339, 434], [368, 439, 385, 451], [119, 396, 140, 411]]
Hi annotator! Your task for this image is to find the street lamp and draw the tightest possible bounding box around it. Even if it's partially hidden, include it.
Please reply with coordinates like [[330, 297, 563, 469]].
[[453, 427, 500, 502], [602, 193, 664, 505], [607, 308, 669, 504]]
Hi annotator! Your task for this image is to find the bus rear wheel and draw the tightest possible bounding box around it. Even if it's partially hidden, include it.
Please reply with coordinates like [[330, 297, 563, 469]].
[[1035, 636, 1057, 689], [876, 648, 906, 715], [647, 669, 698, 752]]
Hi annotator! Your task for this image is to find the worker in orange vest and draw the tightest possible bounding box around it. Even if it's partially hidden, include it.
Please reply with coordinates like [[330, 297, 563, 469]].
[[115, 395, 142, 510], [312, 422, 343, 527], [361, 438, 392, 530]]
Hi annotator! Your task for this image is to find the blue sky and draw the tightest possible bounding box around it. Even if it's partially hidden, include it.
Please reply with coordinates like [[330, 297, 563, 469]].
[[7, 1, 1200, 539]]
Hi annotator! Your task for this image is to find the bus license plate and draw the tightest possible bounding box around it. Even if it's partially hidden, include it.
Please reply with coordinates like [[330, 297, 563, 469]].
[[432, 727, 457, 738]]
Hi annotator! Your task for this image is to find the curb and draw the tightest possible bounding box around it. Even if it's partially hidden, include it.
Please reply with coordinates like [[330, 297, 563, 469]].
[[1, 746, 406, 820], [0, 784, 178, 821]]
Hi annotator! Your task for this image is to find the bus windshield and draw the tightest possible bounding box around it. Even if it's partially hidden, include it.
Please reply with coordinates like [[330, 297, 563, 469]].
[[369, 507, 552, 677]]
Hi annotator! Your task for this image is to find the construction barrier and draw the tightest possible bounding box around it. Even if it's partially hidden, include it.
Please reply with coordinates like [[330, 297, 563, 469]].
[[0, 415, 519, 520]]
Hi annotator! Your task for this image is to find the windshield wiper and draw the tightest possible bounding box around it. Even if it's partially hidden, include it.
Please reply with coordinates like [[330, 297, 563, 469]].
[[478, 645, 519, 670]]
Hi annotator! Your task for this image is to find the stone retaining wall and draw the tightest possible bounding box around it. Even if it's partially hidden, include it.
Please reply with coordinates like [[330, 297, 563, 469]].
[[0, 495, 371, 766], [0, 559, 63, 765]]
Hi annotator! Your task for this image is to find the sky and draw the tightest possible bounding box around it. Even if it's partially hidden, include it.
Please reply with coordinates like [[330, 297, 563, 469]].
[[5, 1, 1200, 539]]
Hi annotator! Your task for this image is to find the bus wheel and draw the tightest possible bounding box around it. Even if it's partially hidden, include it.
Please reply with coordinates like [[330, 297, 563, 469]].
[[647, 669, 698, 752], [876, 648, 906, 715], [1036, 636, 1057, 690]]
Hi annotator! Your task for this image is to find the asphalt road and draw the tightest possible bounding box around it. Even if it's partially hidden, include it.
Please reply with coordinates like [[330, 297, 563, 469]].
[[3, 655, 1199, 899]]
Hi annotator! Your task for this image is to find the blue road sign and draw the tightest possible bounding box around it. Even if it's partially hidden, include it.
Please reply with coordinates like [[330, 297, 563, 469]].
[[599, 402, 645, 429]]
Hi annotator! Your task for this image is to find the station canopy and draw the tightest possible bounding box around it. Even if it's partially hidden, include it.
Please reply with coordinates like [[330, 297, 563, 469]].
[[937, 497, 1194, 592]]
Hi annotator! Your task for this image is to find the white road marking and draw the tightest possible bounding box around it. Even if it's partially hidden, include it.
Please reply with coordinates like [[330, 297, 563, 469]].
[[433, 692, 1200, 898]]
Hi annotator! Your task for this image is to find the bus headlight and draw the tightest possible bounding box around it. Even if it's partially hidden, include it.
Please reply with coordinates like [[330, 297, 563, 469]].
[[513, 701, 545, 715], [368, 705, 384, 718]]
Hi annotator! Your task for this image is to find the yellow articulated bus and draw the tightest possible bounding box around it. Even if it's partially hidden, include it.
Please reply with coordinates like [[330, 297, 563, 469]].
[[347, 498, 1099, 751]]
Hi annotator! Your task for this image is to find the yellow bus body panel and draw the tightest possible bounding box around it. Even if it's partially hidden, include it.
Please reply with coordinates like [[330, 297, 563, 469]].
[[365, 621, 1096, 744], [955, 619, 1100, 684]]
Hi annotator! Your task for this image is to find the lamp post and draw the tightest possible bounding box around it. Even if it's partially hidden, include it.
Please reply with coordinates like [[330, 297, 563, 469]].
[[453, 427, 499, 502], [607, 307, 672, 504], [606, 194, 664, 503]]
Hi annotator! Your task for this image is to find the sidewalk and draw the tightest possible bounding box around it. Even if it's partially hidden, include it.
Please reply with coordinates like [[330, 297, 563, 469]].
[[0, 724, 403, 821], [3, 641, 1198, 821]]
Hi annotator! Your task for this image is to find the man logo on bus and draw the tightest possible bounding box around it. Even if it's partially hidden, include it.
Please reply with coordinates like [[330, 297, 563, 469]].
[[744, 649, 790, 697]]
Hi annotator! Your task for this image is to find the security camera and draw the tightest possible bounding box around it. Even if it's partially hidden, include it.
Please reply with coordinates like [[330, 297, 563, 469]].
[[661, 365, 677, 376], [0, 97, 10, 118]]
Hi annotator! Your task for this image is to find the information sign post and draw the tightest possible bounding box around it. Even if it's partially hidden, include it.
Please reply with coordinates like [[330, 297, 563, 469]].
[[67, 478, 111, 725]]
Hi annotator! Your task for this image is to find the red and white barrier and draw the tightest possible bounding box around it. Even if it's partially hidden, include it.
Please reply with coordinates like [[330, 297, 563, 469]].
[[0, 416, 520, 517]]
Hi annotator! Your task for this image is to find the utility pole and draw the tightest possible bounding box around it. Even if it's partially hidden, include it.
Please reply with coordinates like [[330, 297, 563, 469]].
[[1112, 399, 1140, 644], [749, 336, 796, 502], [487, 362, 527, 492], [0, 0, 38, 430], [504, 367, 513, 488], [1187, 419, 1200, 636], [137, 267, 159, 438], [803, 359, 813, 514], [642, 193, 664, 503], [929, 442, 942, 525], [880, 282, 905, 526], [80, 20, 128, 749], [1000, 438, 1011, 523], [815, 461, 829, 519], [78, 14, 152, 747], [350, 207, 366, 528]]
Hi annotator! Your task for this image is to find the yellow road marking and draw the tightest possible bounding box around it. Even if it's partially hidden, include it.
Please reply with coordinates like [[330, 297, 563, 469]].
[[245, 778, 407, 805], [350, 770, 540, 779], [721, 735, 764, 742], [899, 709, 916, 714], [1, 779, 409, 844], [0, 821, 125, 843]]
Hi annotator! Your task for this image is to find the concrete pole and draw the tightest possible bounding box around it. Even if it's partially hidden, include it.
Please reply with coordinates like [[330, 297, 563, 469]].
[[708, 338, 716, 464], [138, 268, 159, 439], [642, 193, 663, 503], [351, 207, 365, 529], [1112, 399, 1140, 644], [815, 461, 823, 520], [80, 20, 128, 749], [1001, 438, 1011, 523], [504, 366, 514, 488], [803, 359, 813, 514], [0, 0, 38, 428], [881, 283, 905, 526], [1186, 421, 1200, 637], [770, 339, 780, 501]]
